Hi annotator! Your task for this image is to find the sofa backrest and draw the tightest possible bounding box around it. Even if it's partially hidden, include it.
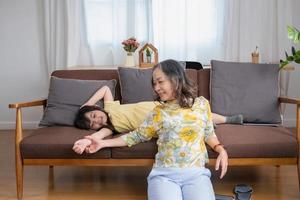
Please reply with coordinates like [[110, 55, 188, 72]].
[[51, 68, 211, 102], [51, 69, 122, 100], [198, 68, 210, 100]]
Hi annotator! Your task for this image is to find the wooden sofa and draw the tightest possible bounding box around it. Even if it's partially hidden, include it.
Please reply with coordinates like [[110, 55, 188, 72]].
[[9, 68, 300, 199]]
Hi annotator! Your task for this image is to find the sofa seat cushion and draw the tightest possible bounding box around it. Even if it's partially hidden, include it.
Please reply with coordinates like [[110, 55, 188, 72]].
[[211, 125, 298, 158], [21, 127, 111, 159], [111, 134, 158, 159]]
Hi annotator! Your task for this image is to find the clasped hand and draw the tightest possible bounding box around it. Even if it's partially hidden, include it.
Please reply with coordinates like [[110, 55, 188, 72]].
[[72, 136, 104, 154]]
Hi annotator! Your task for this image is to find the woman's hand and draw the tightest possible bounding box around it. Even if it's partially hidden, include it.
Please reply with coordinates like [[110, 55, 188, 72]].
[[72, 138, 92, 154], [215, 148, 228, 179], [84, 135, 106, 153]]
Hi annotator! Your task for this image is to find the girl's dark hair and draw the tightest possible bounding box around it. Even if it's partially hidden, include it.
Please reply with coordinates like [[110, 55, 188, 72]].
[[74, 105, 118, 133], [152, 59, 197, 108]]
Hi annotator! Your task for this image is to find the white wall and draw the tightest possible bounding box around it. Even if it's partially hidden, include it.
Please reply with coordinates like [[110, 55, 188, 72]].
[[0, 0, 299, 130], [0, 0, 48, 129]]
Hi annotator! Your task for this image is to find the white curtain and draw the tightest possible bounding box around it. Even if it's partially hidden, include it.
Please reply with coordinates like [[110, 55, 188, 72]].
[[44, 0, 300, 69], [43, 0, 90, 75], [84, 0, 152, 66], [151, 0, 225, 64], [222, 0, 300, 63]]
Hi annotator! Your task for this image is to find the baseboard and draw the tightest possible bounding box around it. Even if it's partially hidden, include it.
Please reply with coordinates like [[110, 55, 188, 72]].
[[0, 121, 39, 130]]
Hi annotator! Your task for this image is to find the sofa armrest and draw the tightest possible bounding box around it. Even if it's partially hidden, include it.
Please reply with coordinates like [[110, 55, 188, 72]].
[[8, 99, 47, 140], [279, 96, 300, 105], [8, 99, 47, 172], [9, 99, 47, 109], [279, 96, 300, 155]]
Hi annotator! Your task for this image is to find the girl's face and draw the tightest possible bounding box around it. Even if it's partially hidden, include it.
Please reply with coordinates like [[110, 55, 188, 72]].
[[153, 68, 176, 101], [84, 110, 108, 130]]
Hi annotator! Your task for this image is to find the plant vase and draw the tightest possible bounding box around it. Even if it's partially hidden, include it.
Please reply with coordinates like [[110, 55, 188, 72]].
[[146, 55, 151, 63], [124, 52, 135, 67]]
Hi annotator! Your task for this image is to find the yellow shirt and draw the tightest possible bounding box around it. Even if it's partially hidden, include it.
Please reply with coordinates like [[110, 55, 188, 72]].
[[104, 101, 157, 133]]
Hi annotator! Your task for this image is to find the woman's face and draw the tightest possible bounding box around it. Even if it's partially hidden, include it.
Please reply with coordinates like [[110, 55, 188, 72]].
[[84, 110, 108, 130], [152, 68, 176, 101]]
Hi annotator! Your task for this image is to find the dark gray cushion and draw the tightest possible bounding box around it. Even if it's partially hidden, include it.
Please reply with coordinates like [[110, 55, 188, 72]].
[[118, 63, 186, 104], [210, 60, 281, 124], [40, 77, 117, 126], [118, 67, 156, 103]]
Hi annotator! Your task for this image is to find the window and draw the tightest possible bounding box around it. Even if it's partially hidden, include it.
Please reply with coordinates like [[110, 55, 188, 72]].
[[84, 0, 224, 65]]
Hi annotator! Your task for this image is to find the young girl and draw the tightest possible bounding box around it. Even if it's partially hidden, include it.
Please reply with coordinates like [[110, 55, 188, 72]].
[[73, 83, 242, 155], [74, 59, 228, 200]]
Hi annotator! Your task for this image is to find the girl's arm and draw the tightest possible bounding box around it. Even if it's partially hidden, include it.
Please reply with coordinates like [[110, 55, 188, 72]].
[[82, 85, 114, 107], [88, 128, 113, 140], [206, 137, 228, 179]]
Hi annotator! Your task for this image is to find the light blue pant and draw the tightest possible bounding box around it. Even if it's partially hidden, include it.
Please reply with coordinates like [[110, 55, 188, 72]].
[[147, 167, 215, 200]]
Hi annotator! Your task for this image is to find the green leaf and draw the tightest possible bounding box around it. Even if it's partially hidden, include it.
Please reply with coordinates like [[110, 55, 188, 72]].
[[279, 60, 289, 70], [296, 50, 300, 57], [287, 56, 294, 61], [287, 26, 296, 40], [285, 51, 289, 59], [292, 46, 296, 55], [287, 25, 300, 43], [295, 59, 300, 64]]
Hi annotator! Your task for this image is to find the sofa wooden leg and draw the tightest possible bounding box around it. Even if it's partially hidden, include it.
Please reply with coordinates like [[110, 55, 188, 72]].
[[16, 159, 23, 200], [297, 105, 300, 191], [15, 108, 24, 200], [15, 150, 23, 200], [298, 160, 300, 191], [49, 165, 54, 189]]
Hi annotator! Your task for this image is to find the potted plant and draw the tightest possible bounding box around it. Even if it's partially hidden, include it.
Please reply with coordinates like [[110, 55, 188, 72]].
[[122, 37, 140, 67], [146, 47, 152, 63], [280, 25, 300, 69]]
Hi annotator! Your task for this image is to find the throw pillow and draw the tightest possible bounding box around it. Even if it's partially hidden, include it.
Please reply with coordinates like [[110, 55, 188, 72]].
[[118, 67, 155, 103], [118, 61, 186, 104], [210, 60, 281, 124], [39, 77, 117, 126]]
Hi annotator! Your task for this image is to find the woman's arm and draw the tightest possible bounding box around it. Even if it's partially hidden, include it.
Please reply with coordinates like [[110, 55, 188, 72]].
[[206, 136, 228, 179], [73, 128, 113, 154], [84, 135, 127, 153], [84, 108, 161, 154], [203, 98, 228, 178], [82, 85, 114, 107]]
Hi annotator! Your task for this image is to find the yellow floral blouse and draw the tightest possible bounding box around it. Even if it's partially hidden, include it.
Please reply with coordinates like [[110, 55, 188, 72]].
[[121, 96, 216, 168]]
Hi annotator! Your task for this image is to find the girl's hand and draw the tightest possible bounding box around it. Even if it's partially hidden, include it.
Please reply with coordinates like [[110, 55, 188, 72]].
[[215, 148, 228, 179], [84, 135, 106, 153], [72, 138, 92, 154]]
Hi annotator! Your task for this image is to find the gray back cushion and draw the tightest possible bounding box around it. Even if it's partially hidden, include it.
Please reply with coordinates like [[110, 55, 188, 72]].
[[210, 60, 281, 124], [118, 62, 186, 104], [40, 77, 117, 126], [118, 67, 156, 103]]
